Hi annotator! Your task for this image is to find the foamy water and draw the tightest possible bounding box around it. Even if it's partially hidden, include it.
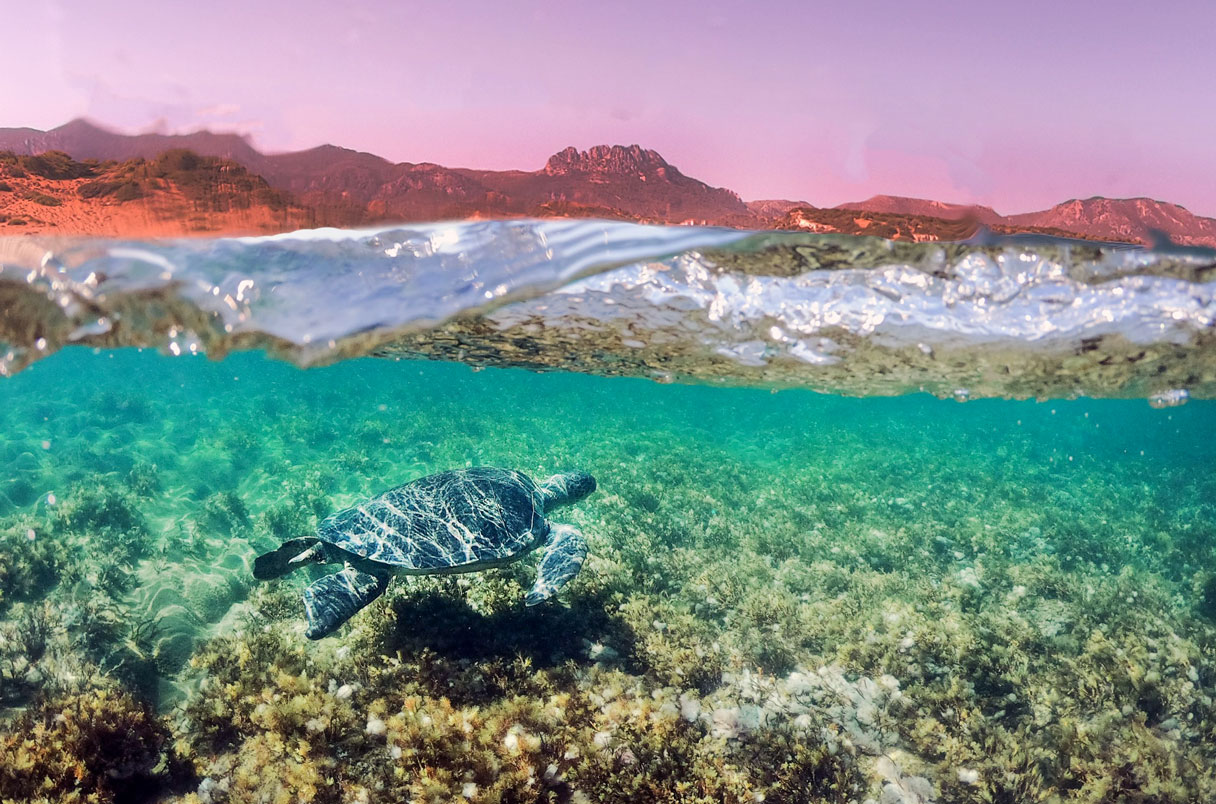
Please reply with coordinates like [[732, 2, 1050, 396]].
[[3, 219, 1213, 398]]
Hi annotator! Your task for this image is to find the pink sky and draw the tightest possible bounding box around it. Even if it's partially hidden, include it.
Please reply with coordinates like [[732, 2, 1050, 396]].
[[3, 0, 1214, 215]]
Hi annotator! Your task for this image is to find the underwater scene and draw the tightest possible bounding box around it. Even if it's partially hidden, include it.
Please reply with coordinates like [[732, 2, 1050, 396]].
[[1, 222, 1216, 804]]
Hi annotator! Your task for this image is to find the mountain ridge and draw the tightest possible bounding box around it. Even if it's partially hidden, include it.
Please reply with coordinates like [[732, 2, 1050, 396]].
[[1005, 196, 1216, 248], [1, 119, 1213, 245], [0, 120, 749, 225]]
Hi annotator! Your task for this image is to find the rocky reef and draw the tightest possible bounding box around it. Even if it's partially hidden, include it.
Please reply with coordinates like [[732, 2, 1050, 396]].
[[0, 686, 182, 804]]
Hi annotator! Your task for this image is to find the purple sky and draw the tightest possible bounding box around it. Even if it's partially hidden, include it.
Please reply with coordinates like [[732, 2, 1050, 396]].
[[3, 0, 1214, 215]]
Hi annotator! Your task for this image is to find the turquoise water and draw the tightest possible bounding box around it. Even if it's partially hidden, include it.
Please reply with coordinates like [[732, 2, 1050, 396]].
[[2, 344, 1215, 803]]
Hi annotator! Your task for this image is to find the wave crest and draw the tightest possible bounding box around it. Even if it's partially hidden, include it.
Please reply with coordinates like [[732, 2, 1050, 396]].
[[2, 220, 1214, 399]]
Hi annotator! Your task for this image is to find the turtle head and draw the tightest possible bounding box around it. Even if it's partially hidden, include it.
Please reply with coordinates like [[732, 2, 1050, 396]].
[[540, 471, 597, 509]]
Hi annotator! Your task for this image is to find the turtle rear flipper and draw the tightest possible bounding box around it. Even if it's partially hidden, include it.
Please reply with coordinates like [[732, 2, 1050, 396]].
[[302, 567, 390, 639], [253, 538, 323, 581], [525, 524, 587, 605]]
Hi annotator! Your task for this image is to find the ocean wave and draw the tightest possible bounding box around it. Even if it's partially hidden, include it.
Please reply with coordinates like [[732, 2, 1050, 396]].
[[2, 219, 1214, 399]]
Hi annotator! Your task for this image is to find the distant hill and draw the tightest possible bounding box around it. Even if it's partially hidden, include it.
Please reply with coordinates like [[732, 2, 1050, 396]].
[[746, 199, 811, 222], [774, 205, 975, 241], [2, 119, 1214, 245], [0, 148, 313, 236], [774, 204, 1101, 243], [836, 194, 1003, 226], [1005, 197, 1216, 248], [0, 118, 265, 169]]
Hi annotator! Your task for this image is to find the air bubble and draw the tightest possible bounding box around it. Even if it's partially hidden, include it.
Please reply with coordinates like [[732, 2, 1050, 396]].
[[165, 329, 204, 358]]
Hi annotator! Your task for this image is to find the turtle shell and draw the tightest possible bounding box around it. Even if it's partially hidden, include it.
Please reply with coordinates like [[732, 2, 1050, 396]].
[[316, 467, 549, 570]]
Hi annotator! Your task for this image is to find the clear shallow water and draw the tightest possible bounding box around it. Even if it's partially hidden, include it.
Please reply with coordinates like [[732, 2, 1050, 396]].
[[0, 227, 1215, 803]]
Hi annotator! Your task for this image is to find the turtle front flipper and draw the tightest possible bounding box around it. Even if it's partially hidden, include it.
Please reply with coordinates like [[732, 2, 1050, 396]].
[[526, 524, 588, 605], [302, 566, 390, 639], [253, 538, 324, 581]]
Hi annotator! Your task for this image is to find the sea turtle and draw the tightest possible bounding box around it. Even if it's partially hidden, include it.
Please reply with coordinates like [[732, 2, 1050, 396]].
[[252, 467, 597, 639]]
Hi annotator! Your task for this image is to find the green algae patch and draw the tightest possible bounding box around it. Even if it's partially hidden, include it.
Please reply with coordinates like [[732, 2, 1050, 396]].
[[174, 621, 865, 804]]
